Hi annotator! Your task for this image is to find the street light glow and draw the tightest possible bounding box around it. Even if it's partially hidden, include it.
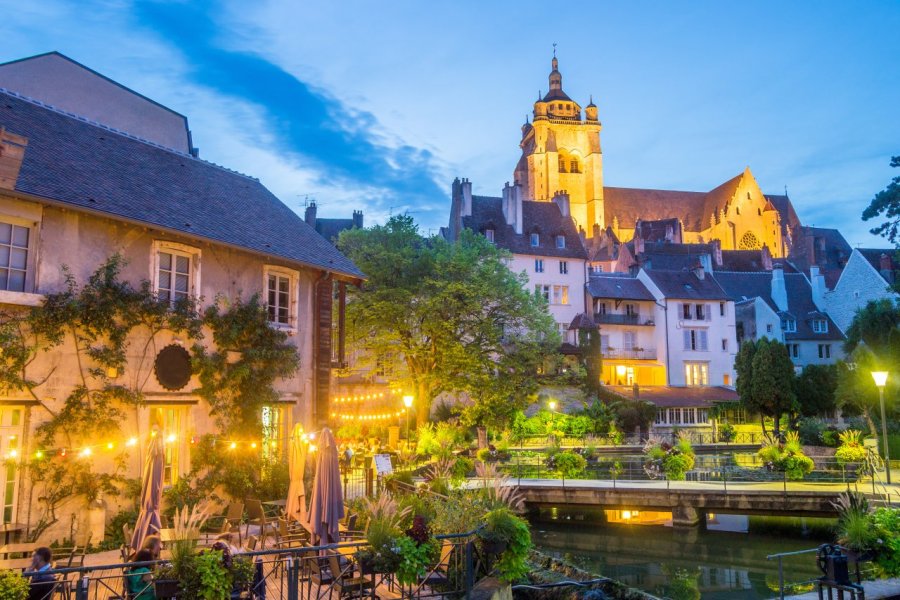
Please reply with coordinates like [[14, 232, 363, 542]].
[[403, 395, 414, 408], [873, 371, 889, 388], [548, 400, 557, 411]]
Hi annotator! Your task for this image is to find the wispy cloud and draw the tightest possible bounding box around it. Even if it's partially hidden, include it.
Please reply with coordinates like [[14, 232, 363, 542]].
[[130, 0, 448, 225]]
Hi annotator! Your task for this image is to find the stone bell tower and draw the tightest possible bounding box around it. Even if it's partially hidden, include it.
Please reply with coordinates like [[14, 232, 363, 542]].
[[513, 51, 604, 235]]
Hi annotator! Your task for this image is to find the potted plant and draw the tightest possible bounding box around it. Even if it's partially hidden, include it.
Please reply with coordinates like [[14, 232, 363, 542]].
[[196, 549, 232, 600], [394, 516, 439, 586], [479, 508, 532, 582], [0, 569, 29, 600], [835, 430, 868, 466], [156, 502, 211, 598], [833, 492, 877, 562], [230, 556, 255, 597]]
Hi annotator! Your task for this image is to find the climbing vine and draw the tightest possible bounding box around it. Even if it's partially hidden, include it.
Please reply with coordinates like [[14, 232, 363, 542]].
[[0, 255, 300, 539]]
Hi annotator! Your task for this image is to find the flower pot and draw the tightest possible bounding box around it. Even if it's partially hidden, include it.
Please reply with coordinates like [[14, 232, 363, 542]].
[[154, 579, 181, 599], [359, 558, 376, 575], [481, 539, 507, 554]]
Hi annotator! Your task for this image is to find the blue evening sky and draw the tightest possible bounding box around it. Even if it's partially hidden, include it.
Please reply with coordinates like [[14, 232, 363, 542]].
[[1, 1, 898, 246]]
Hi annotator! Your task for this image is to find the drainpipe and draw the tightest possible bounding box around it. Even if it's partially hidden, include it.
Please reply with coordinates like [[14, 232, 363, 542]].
[[654, 299, 671, 386], [312, 270, 331, 426]]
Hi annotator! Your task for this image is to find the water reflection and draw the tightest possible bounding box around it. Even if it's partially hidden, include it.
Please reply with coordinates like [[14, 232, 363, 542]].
[[530, 507, 833, 599]]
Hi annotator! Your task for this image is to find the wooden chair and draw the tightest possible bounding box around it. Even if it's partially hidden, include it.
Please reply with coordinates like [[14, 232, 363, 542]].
[[209, 501, 244, 545], [339, 514, 364, 541], [308, 554, 336, 600], [327, 552, 374, 600], [246, 535, 259, 552], [244, 499, 278, 547]]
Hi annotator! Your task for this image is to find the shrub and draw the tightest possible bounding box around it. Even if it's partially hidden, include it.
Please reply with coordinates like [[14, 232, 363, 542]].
[[717, 423, 736, 443], [0, 570, 29, 600], [451, 456, 474, 483], [835, 430, 868, 465], [643, 434, 695, 480], [479, 508, 532, 583], [563, 415, 594, 437], [553, 451, 587, 479], [798, 418, 826, 445], [476, 448, 495, 463], [822, 429, 841, 447], [758, 432, 815, 480]]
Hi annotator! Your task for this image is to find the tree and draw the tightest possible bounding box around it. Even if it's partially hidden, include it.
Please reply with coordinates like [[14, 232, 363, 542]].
[[835, 346, 883, 437], [795, 364, 838, 417], [735, 338, 797, 438], [862, 155, 900, 249], [338, 215, 558, 427], [577, 323, 603, 396], [843, 299, 900, 362]]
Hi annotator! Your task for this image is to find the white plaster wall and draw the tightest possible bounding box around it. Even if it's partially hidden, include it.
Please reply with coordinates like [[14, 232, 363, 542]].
[[509, 253, 587, 342]]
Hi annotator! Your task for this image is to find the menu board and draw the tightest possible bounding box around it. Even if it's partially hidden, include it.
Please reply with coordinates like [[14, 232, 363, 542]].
[[374, 454, 393, 475]]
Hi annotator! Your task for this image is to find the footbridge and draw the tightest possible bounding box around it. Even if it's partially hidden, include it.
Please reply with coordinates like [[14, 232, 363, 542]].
[[514, 479, 858, 526]]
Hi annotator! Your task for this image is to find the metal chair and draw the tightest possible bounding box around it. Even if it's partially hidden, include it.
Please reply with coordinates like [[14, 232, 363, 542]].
[[244, 499, 278, 548], [327, 552, 374, 600]]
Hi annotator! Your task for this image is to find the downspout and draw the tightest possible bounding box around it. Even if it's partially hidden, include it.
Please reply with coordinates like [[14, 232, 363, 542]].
[[312, 270, 331, 426], [655, 298, 671, 386]]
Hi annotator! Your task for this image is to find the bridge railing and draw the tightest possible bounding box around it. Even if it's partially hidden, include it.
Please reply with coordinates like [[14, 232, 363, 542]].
[[497, 452, 875, 492], [509, 430, 762, 448], [766, 545, 877, 600]]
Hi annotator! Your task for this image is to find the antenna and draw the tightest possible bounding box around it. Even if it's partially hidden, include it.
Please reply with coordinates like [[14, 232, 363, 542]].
[[552, 42, 557, 57]]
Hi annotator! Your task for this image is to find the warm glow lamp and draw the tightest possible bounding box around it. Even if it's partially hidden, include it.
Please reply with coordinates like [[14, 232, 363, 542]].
[[548, 400, 557, 411], [872, 370, 891, 484], [403, 395, 414, 408]]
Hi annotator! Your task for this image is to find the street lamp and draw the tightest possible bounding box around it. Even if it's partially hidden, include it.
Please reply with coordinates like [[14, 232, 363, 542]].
[[403, 395, 414, 441], [872, 371, 891, 484], [548, 400, 557, 411]]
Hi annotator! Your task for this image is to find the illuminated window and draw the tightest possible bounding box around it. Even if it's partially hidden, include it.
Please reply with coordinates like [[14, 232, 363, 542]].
[[684, 362, 709, 386], [0, 221, 30, 292], [262, 405, 287, 461], [0, 408, 22, 523], [151, 406, 188, 486], [552, 285, 569, 305]]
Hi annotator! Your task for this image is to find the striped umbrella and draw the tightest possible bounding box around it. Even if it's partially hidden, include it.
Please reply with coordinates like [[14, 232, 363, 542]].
[[130, 432, 165, 553]]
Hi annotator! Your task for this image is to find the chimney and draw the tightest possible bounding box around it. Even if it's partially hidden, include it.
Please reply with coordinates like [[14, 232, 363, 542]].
[[761, 244, 773, 271], [809, 265, 826, 310], [502, 181, 516, 226], [352, 210, 364, 229], [592, 223, 601, 239], [552, 190, 570, 218], [710, 238, 723, 267], [771, 263, 788, 311], [304, 201, 317, 227], [0, 128, 28, 190], [461, 178, 473, 217], [692, 260, 705, 281], [513, 182, 524, 234]]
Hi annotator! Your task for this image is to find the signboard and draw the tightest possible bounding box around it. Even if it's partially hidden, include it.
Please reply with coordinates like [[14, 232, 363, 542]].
[[373, 454, 393, 476]]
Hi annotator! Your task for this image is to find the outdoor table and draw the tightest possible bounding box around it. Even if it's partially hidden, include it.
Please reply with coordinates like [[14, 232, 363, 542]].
[[261, 499, 286, 518]]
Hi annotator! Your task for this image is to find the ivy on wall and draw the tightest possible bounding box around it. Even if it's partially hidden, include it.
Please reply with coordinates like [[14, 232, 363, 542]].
[[0, 255, 300, 539]]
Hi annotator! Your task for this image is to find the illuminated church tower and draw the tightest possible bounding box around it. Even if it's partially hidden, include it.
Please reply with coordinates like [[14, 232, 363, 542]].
[[514, 52, 604, 236]]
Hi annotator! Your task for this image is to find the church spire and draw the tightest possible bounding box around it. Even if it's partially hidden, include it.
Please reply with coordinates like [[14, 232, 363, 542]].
[[549, 45, 562, 92]]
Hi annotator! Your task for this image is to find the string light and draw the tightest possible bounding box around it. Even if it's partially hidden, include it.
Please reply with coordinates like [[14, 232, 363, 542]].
[[229, 442, 237, 450], [126, 437, 138, 447], [107, 442, 115, 450], [34, 451, 43, 459], [80, 448, 92, 458], [166, 434, 177, 443]]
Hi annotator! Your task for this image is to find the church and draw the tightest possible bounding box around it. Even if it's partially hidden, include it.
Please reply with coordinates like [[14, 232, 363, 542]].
[[448, 52, 797, 262]]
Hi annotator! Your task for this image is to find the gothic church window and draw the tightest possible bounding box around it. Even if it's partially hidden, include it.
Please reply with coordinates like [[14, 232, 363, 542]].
[[570, 159, 580, 173], [739, 231, 761, 250], [558, 157, 567, 173]]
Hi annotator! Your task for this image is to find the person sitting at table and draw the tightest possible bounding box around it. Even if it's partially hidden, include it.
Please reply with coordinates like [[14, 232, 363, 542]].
[[127, 549, 157, 600], [128, 535, 162, 562], [25, 547, 55, 600]]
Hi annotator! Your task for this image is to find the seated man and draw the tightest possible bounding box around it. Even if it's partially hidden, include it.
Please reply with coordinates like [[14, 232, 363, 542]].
[[26, 547, 56, 600]]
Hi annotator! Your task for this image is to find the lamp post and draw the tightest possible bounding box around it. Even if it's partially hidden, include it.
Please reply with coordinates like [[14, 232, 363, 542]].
[[873, 371, 891, 484], [403, 395, 414, 442]]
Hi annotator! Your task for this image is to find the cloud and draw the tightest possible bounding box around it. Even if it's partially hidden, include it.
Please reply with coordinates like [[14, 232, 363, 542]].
[[130, 0, 448, 225]]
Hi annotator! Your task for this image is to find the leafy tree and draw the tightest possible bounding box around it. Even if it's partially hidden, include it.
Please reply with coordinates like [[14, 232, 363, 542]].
[[862, 155, 900, 248], [795, 364, 838, 417], [736, 338, 797, 438], [836, 345, 894, 437], [577, 323, 602, 396], [338, 215, 558, 427], [843, 299, 900, 361]]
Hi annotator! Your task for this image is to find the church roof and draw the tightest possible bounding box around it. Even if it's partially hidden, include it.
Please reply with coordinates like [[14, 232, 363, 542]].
[[463, 196, 587, 259], [542, 88, 573, 102], [0, 88, 364, 279]]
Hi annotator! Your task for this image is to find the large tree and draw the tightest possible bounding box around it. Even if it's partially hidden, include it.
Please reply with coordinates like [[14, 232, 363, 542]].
[[735, 338, 797, 438], [337, 215, 557, 427], [794, 364, 838, 418], [862, 156, 900, 248]]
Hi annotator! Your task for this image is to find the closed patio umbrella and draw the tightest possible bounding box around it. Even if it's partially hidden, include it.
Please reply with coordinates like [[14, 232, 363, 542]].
[[304, 427, 344, 545], [286, 423, 308, 524], [130, 432, 165, 553]]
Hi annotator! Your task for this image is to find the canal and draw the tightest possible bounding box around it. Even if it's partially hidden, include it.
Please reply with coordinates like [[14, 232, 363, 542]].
[[530, 505, 835, 599]]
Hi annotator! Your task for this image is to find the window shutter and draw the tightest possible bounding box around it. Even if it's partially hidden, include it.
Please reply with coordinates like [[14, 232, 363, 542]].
[[699, 331, 708, 351], [683, 330, 691, 350]]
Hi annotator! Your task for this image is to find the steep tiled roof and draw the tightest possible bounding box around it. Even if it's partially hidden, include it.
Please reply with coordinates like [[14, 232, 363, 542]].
[[637, 242, 714, 272], [766, 194, 801, 231], [315, 218, 356, 243], [714, 271, 844, 341], [789, 226, 851, 288], [463, 196, 587, 259], [586, 274, 655, 300], [607, 385, 739, 408], [643, 269, 728, 300], [634, 218, 680, 243], [857, 248, 899, 286], [0, 89, 364, 279]]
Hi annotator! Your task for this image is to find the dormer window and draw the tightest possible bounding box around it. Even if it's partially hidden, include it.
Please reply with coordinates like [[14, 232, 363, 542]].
[[812, 319, 828, 334], [530, 233, 540, 247], [556, 235, 566, 249], [485, 228, 495, 243], [781, 317, 797, 333]]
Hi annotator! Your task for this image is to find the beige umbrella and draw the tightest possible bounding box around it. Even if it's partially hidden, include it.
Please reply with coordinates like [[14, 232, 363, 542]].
[[286, 423, 308, 523], [130, 432, 165, 553], [304, 427, 344, 545]]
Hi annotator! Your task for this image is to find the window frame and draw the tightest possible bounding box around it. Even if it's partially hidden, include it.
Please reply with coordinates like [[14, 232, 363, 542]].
[[0, 407, 23, 523], [530, 233, 540, 247], [684, 362, 709, 386], [555, 235, 566, 249], [484, 229, 495, 243], [264, 265, 299, 332], [534, 259, 544, 273], [152, 241, 201, 306], [0, 214, 38, 295], [559, 260, 568, 274]]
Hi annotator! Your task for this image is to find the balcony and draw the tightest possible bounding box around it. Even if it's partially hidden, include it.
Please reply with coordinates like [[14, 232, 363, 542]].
[[595, 313, 655, 326], [602, 347, 658, 360]]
